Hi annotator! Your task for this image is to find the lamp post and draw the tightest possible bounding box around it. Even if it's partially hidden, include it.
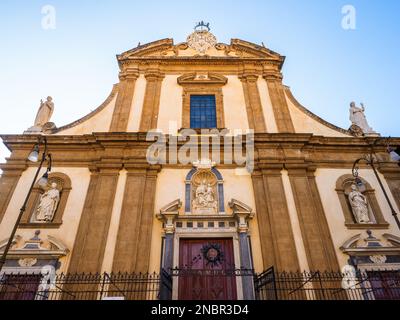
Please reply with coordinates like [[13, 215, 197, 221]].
[[0, 137, 52, 273], [351, 138, 400, 231]]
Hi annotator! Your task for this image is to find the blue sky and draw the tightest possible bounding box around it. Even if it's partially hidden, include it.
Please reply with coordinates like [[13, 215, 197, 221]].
[[0, 0, 399, 162]]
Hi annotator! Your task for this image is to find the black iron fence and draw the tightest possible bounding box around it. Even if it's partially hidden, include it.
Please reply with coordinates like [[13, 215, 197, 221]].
[[1, 267, 399, 300], [254, 267, 400, 300], [0, 271, 168, 301]]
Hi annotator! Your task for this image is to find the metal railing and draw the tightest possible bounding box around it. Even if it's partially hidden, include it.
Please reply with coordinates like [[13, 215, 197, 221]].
[[1, 267, 399, 300], [254, 267, 400, 300], [0, 271, 166, 301]]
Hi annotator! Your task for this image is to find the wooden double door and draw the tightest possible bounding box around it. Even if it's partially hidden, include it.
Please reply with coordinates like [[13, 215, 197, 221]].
[[178, 238, 237, 300]]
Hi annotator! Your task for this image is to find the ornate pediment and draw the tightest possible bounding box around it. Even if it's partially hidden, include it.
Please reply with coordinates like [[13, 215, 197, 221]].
[[117, 37, 285, 68], [177, 73, 228, 86], [340, 231, 400, 255], [117, 38, 175, 61], [228, 199, 254, 215], [159, 199, 182, 215], [0, 230, 69, 259], [340, 231, 400, 267], [230, 39, 284, 60]]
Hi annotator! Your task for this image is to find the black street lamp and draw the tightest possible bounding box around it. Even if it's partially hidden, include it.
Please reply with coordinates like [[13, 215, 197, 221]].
[[0, 136, 52, 272], [352, 138, 400, 231]]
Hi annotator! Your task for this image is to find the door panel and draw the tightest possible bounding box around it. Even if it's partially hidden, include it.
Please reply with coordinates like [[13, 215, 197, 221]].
[[178, 238, 237, 300]]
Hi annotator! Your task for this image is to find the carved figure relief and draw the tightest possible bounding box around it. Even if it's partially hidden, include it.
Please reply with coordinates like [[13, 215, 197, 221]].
[[35, 182, 61, 223], [191, 170, 218, 215], [348, 184, 371, 224]]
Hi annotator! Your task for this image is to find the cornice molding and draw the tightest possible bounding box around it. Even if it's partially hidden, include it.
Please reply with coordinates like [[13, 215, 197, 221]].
[[117, 38, 285, 70]]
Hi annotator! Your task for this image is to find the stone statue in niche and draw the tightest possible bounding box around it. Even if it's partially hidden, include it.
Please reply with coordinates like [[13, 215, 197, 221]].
[[348, 184, 371, 224], [192, 179, 218, 214], [35, 96, 55, 127], [349, 102, 375, 134], [35, 182, 60, 222]]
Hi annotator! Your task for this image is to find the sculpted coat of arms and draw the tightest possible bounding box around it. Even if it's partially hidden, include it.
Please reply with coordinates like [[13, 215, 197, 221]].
[[187, 21, 217, 55]]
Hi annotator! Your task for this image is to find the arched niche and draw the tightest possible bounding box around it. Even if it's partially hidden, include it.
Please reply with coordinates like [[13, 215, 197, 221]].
[[185, 167, 225, 214], [335, 174, 389, 229], [20, 172, 72, 228]]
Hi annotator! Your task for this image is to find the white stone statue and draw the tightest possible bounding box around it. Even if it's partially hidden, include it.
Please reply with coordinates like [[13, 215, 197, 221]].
[[349, 102, 375, 134], [35, 183, 60, 222], [348, 184, 371, 224], [34, 96, 55, 127], [192, 180, 218, 214], [341, 265, 357, 290]]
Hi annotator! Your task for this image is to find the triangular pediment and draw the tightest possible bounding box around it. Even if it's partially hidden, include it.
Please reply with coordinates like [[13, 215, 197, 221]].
[[117, 37, 285, 66]]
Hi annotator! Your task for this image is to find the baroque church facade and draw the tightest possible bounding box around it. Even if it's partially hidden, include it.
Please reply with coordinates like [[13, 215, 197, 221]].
[[1, 25, 400, 300]]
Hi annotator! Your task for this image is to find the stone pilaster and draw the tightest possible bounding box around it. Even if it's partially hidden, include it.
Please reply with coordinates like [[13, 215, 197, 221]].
[[379, 164, 400, 211], [240, 73, 266, 133], [263, 72, 295, 133], [139, 68, 164, 131], [251, 165, 300, 272], [109, 69, 139, 132], [0, 162, 27, 224], [287, 164, 339, 271], [112, 165, 160, 273], [67, 163, 121, 274], [231, 202, 255, 300], [157, 209, 179, 272]]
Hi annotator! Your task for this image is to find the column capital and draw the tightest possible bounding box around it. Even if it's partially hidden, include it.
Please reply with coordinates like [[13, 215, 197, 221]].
[[123, 162, 161, 172], [0, 162, 27, 176], [239, 72, 259, 83], [119, 67, 140, 81], [262, 71, 283, 82], [89, 161, 123, 174], [229, 199, 254, 234], [255, 162, 284, 176], [144, 68, 165, 81], [285, 163, 317, 176], [157, 199, 182, 234], [378, 163, 400, 178]]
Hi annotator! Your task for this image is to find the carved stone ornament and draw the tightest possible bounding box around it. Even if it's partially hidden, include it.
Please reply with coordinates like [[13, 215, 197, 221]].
[[201, 243, 224, 268], [186, 22, 217, 55], [191, 170, 218, 215], [18, 258, 38, 267], [349, 124, 364, 137], [369, 255, 387, 264], [193, 158, 216, 170]]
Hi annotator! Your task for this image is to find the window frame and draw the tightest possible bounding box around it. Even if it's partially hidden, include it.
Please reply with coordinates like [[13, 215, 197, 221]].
[[189, 94, 217, 129]]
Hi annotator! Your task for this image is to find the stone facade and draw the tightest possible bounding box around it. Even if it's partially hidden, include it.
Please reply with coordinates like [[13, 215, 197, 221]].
[[1, 30, 400, 300]]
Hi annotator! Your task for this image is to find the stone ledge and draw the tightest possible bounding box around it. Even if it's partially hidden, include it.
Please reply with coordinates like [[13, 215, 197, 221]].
[[18, 222, 62, 229], [345, 223, 390, 230]]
